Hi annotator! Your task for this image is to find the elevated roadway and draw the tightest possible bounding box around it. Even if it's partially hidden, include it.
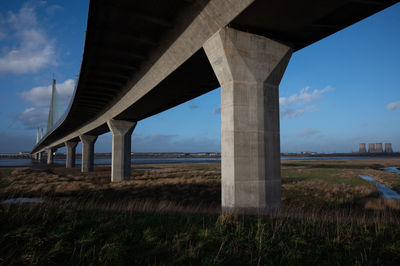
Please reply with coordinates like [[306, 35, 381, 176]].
[[32, 0, 398, 213]]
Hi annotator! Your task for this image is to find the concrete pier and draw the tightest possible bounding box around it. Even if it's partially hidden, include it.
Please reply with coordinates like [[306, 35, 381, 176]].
[[359, 143, 366, 153], [65, 141, 78, 168], [107, 119, 137, 182], [375, 143, 383, 153], [46, 148, 54, 165], [79, 135, 97, 172], [38, 151, 44, 162], [368, 143, 375, 153], [204, 27, 292, 213], [385, 143, 393, 153]]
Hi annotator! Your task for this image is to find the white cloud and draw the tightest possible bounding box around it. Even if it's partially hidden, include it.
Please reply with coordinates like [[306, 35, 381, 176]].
[[14, 107, 48, 129], [0, 3, 55, 75], [188, 100, 199, 109], [280, 105, 317, 119], [296, 128, 320, 137], [387, 101, 400, 111], [280, 86, 332, 118], [132, 133, 220, 152], [19, 79, 75, 107], [211, 107, 221, 115]]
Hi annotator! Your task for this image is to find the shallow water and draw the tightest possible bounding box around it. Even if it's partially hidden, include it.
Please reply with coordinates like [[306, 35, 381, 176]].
[[359, 174, 400, 200], [1, 156, 395, 168], [381, 166, 400, 174], [1, 197, 44, 204]]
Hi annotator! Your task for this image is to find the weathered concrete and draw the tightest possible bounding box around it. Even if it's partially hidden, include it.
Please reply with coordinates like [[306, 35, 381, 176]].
[[46, 148, 54, 165], [368, 143, 375, 153], [65, 141, 78, 168], [107, 119, 137, 182], [204, 27, 292, 213], [79, 135, 97, 172], [375, 143, 383, 153], [359, 143, 366, 153], [38, 151, 44, 162], [385, 143, 393, 153]]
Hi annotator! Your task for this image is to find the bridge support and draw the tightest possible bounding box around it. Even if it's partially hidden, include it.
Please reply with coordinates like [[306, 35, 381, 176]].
[[38, 151, 44, 162], [46, 148, 54, 165], [107, 119, 137, 182], [204, 27, 292, 213], [79, 135, 97, 172], [65, 140, 78, 168]]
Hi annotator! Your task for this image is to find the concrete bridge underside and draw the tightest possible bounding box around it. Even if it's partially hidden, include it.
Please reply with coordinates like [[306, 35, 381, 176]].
[[32, 0, 398, 213]]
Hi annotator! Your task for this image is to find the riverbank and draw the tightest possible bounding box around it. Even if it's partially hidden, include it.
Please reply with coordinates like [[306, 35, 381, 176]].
[[1, 159, 400, 264]]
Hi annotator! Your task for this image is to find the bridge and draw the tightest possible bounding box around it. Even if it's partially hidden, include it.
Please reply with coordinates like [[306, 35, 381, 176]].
[[31, 0, 398, 213]]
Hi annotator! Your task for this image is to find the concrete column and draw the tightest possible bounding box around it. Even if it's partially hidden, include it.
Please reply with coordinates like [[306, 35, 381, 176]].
[[38, 151, 43, 162], [79, 135, 97, 172], [65, 140, 78, 168], [107, 119, 137, 182], [46, 148, 54, 165], [203, 27, 292, 213]]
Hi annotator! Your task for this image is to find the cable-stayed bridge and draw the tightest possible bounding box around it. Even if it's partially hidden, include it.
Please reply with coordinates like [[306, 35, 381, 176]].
[[32, 0, 398, 213]]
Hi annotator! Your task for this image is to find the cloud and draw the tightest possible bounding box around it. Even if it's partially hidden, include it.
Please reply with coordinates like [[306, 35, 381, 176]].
[[132, 133, 220, 152], [280, 86, 332, 118], [211, 107, 221, 115], [13, 107, 48, 129], [387, 101, 400, 111], [19, 79, 75, 107], [296, 128, 320, 137], [188, 100, 199, 109], [46, 5, 63, 16], [280, 105, 317, 119], [0, 3, 55, 75]]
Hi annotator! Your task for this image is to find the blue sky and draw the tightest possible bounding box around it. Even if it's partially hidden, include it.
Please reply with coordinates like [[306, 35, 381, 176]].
[[0, 0, 399, 154]]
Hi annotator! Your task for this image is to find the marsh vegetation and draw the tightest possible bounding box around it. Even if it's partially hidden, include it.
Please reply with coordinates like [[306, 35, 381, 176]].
[[1, 159, 400, 264]]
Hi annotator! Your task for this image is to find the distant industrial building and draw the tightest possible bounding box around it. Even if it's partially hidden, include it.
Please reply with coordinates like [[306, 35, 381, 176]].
[[375, 143, 383, 153], [359, 143, 393, 153], [359, 143, 366, 153], [368, 143, 375, 153], [385, 143, 393, 153]]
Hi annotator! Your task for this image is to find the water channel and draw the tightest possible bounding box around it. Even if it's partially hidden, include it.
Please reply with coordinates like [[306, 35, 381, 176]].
[[359, 166, 400, 200]]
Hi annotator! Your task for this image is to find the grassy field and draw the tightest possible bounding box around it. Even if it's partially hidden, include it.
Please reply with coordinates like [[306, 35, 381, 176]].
[[1, 158, 400, 264]]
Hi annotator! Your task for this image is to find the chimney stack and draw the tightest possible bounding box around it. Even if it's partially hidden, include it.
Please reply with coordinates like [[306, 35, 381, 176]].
[[368, 143, 375, 153], [375, 143, 383, 153], [359, 143, 366, 153], [385, 143, 393, 153]]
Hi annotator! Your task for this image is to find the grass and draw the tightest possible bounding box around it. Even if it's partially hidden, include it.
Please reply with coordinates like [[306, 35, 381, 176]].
[[1, 204, 400, 265], [0, 169, 12, 188], [1, 158, 400, 264]]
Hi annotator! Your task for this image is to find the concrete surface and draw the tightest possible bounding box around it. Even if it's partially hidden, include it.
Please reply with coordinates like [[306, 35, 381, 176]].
[[204, 27, 292, 213], [376, 143, 383, 153], [107, 119, 137, 182], [46, 148, 54, 165], [385, 143, 393, 153], [368, 143, 376, 153], [359, 143, 366, 153], [65, 141, 78, 168], [79, 135, 97, 172]]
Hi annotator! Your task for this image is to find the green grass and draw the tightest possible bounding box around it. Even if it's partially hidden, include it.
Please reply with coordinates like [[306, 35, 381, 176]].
[[1, 205, 400, 265], [0, 169, 12, 188], [282, 167, 368, 187]]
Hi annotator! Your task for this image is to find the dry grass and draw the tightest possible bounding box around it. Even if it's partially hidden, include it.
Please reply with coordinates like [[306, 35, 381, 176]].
[[1, 158, 400, 213]]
